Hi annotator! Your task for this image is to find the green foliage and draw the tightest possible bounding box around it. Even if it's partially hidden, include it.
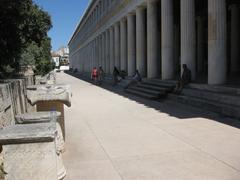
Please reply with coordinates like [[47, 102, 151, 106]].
[[0, 0, 53, 78], [0, 0, 31, 75], [34, 37, 54, 75], [20, 42, 39, 66]]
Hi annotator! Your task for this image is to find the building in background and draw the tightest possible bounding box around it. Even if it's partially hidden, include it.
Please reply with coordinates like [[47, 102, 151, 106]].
[[52, 47, 69, 68], [68, 0, 240, 85]]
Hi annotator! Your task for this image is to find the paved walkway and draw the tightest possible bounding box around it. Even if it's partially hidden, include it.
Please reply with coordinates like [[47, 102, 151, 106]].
[[58, 72, 240, 180]]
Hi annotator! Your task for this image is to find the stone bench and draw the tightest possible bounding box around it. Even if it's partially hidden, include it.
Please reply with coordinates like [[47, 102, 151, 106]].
[[15, 111, 66, 179], [27, 85, 71, 140], [0, 123, 62, 180], [0, 84, 15, 128], [15, 111, 65, 153], [35, 71, 56, 85]]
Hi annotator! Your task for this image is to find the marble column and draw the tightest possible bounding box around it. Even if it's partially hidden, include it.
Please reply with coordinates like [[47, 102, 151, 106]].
[[110, 26, 115, 74], [127, 13, 136, 76], [114, 22, 120, 69], [90, 42, 92, 71], [94, 9, 96, 25], [136, 6, 147, 77], [174, 25, 180, 76], [161, 0, 174, 80], [120, 18, 128, 72], [102, 33, 106, 70], [92, 40, 95, 69], [230, 5, 240, 73], [208, 0, 227, 84], [94, 38, 97, 68], [181, 0, 196, 80], [95, 37, 99, 67], [85, 44, 90, 72], [81, 48, 83, 73], [96, 6, 99, 23], [147, 0, 160, 78], [106, 30, 110, 74], [197, 17, 205, 74], [99, 35, 102, 67]]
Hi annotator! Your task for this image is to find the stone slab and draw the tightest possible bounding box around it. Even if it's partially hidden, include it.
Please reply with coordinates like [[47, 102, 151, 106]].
[[27, 84, 71, 107], [3, 142, 58, 180], [15, 111, 61, 124], [0, 84, 15, 127], [0, 123, 56, 145]]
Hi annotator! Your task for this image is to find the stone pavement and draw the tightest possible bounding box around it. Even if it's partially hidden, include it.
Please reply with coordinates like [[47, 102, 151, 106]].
[[58, 72, 240, 180]]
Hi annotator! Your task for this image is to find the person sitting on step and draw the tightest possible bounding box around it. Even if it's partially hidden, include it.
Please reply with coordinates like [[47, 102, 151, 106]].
[[125, 70, 142, 89], [174, 64, 191, 93]]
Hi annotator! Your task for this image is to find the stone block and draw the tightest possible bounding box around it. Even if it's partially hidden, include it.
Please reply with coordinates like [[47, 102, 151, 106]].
[[3, 142, 57, 180], [27, 84, 72, 140], [15, 111, 61, 124], [0, 84, 15, 127], [15, 111, 65, 153], [0, 123, 66, 180], [0, 123, 56, 144], [36, 102, 66, 140], [27, 84, 71, 107], [35, 71, 56, 85], [1, 79, 28, 116]]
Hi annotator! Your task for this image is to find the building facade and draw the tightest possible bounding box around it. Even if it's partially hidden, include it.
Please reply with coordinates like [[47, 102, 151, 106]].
[[68, 0, 240, 85]]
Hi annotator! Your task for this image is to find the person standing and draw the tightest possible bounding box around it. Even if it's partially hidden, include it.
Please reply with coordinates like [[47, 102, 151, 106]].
[[174, 64, 191, 93], [113, 66, 120, 86], [98, 66, 104, 85], [91, 67, 98, 84]]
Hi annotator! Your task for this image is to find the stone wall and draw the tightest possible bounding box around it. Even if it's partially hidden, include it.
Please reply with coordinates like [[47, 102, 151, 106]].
[[0, 76, 35, 179], [0, 75, 35, 128]]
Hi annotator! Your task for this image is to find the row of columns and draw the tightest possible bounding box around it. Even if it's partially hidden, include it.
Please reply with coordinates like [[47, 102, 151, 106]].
[[74, 0, 231, 85], [74, 0, 116, 46]]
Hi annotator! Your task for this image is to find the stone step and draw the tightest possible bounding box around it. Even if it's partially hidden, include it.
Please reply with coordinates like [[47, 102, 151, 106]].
[[182, 88, 240, 107], [188, 83, 240, 96], [142, 80, 175, 89], [125, 89, 157, 99], [168, 94, 240, 119], [137, 84, 168, 92], [150, 79, 177, 85], [129, 86, 166, 96]]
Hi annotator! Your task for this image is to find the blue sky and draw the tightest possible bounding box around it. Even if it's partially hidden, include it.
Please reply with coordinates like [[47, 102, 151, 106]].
[[33, 0, 90, 51]]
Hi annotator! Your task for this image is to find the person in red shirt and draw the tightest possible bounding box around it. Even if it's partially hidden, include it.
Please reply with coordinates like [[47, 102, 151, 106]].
[[91, 67, 98, 84]]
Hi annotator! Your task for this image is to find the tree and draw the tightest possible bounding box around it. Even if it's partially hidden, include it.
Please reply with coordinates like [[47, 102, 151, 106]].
[[0, 0, 31, 76], [0, 0, 53, 78], [35, 37, 55, 75]]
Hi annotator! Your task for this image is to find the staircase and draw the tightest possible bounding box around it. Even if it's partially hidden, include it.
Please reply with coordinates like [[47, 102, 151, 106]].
[[125, 79, 176, 99], [125, 79, 240, 119], [167, 84, 240, 119]]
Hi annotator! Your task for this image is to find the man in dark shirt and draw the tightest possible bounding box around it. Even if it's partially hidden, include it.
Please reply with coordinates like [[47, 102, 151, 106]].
[[175, 64, 191, 93]]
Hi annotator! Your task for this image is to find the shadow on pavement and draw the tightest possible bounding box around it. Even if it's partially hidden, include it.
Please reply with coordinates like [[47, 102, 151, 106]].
[[65, 71, 240, 129]]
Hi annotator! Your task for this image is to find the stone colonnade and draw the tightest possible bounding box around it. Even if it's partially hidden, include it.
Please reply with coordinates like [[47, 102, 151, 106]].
[[69, 0, 239, 85]]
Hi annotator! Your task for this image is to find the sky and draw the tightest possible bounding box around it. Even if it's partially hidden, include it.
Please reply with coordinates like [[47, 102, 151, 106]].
[[33, 0, 90, 51]]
